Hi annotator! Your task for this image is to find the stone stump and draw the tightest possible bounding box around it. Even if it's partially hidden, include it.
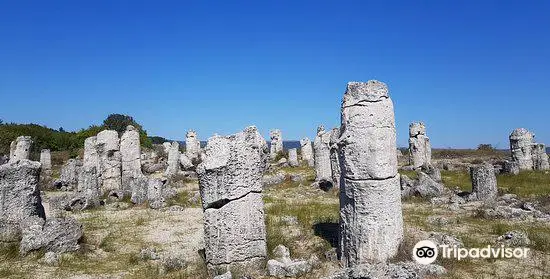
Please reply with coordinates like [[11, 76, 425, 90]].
[[288, 148, 299, 167], [269, 129, 283, 160], [300, 138, 314, 167], [470, 164, 498, 201], [10, 136, 33, 161]]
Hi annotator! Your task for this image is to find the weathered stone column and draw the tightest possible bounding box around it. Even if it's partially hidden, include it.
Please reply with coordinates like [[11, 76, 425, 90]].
[[197, 126, 268, 276], [532, 143, 550, 171], [40, 149, 51, 172], [10, 136, 33, 161], [58, 159, 82, 190], [300, 138, 314, 167], [288, 148, 299, 167], [96, 130, 122, 194], [509, 128, 534, 171], [185, 130, 201, 162], [121, 125, 143, 190], [165, 142, 180, 176], [338, 80, 403, 266], [80, 136, 101, 192], [470, 164, 498, 201], [329, 128, 341, 188], [314, 126, 332, 182], [408, 122, 432, 168], [269, 129, 283, 160]]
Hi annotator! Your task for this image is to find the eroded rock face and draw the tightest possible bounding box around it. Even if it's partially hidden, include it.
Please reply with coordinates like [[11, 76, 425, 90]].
[[10, 136, 33, 161], [165, 142, 180, 177], [0, 159, 45, 223], [314, 126, 332, 183], [300, 138, 314, 167], [58, 159, 82, 190], [470, 164, 498, 201], [19, 217, 82, 255], [509, 128, 534, 171], [270, 129, 283, 160], [329, 128, 341, 189], [185, 130, 201, 162], [121, 125, 144, 192], [197, 126, 268, 276], [338, 80, 403, 266], [147, 178, 165, 209], [288, 148, 299, 167], [96, 130, 122, 194], [408, 122, 432, 168], [532, 143, 550, 171]]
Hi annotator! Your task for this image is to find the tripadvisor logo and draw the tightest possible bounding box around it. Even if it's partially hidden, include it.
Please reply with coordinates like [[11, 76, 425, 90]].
[[412, 240, 530, 265]]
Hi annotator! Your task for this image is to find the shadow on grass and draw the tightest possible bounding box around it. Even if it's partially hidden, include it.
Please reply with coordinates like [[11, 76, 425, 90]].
[[313, 222, 338, 248]]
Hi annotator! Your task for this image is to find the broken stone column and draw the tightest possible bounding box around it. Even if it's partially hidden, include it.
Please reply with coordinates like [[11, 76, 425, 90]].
[[10, 136, 33, 161], [314, 126, 332, 183], [185, 130, 201, 162], [121, 125, 144, 191], [408, 122, 432, 168], [288, 148, 299, 167], [509, 128, 534, 171], [532, 143, 550, 171], [197, 126, 268, 276], [165, 142, 180, 177], [96, 130, 122, 194], [300, 138, 314, 167], [0, 159, 46, 223], [269, 129, 283, 160], [338, 80, 403, 266], [329, 128, 341, 188], [470, 164, 498, 201]]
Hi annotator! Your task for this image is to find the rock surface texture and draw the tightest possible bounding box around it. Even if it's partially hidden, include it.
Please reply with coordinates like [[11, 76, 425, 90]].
[[509, 128, 534, 171], [96, 130, 122, 194], [269, 129, 283, 160], [197, 126, 268, 276], [338, 80, 403, 267], [10, 136, 33, 161], [408, 122, 431, 168], [300, 138, 315, 167]]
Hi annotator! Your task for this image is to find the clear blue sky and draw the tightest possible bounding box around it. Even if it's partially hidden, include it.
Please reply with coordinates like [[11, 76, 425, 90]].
[[1, 1, 549, 148]]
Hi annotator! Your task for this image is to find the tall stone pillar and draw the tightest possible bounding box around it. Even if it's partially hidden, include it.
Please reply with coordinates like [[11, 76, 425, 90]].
[[408, 122, 431, 168], [509, 128, 534, 171], [269, 129, 283, 160], [314, 126, 332, 182], [300, 138, 314, 167], [185, 130, 201, 162]]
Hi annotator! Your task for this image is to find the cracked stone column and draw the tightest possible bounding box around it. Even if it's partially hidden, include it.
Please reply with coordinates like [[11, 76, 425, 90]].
[[338, 80, 403, 266], [80, 136, 101, 192], [121, 125, 144, 191], [408, 122, 432, 168], [165, 142, 180, 176], [185, 130, 201, 162], [269, 129, 283, 160], [197, 126, 268, 276], [10, 136, 33, 161], [300, 138, 314, 167], [532, 143, 550, 171], [314, 126, 332, 182], [40, 149, 52, 175], [96, 130, 122, 194], [509, 128, 534, 171], [329, 128, 341, 188], [470, 164, 498, 201], [288, 148, 299, 167]]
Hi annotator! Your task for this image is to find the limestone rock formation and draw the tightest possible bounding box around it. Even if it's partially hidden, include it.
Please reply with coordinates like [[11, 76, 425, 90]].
[[56, 159, 82, 190], [40, 149, 52, 187], [509, 128, 534, 171], [314, 126, 332, 184], [470, 164, 498, 201], [329, 128, 341, 188], [197, 126, 268, 276], [162, 142, 172, 155], [165, 142, 180, 177], [269, 129, 283, 160], [185, 130, 201, 162], [408, 122, 432, 168], [96, 130, 122, 194], [532, 143, 550, 171], [120, 125, 145, 192], [288, 148, 299, 167], [267, 245, 312, 278], [300, 138, 314, 167], [19, 217, 82, 255], [147, 178, 166, 209], [338, 80, 403, 266], [9, 136, 33, 161]]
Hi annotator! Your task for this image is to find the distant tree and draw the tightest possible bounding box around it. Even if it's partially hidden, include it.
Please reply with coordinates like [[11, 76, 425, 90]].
[[59, 127, 65, 132], [477, 144, 494, 151]]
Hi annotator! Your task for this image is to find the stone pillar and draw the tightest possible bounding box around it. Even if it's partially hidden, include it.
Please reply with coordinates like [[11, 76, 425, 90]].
[[314, 126, 332, 182], [80, 165, 101, 209], [185, 130, 201, 162], [96, 130, 122, 194], [329, 128, 341, 188], [408, 122, 431, 168], [10, 136, 33, 161], [0, 159, 46, 223], [269, 129, 283, 160], [509, 128, 534, 171], [80, 136, 101, 192], [147, 178, 165, 209], [162, 142, 172, 155], [165, 142, 180, 176], [121, 125, 143, 191], [59, 159, 82, 190], [532, 143, 550, 171], [338, 80, 403, 266], [300, 138, 314, 167], [197, 126, 268, 276], [288, 148, 299, 167], [40, 149, 51, 172], [470, 164, 498, 201]]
